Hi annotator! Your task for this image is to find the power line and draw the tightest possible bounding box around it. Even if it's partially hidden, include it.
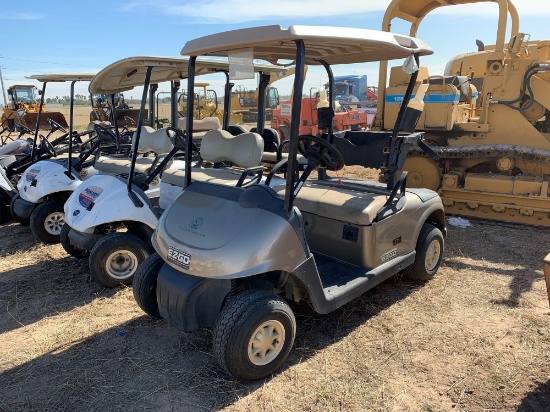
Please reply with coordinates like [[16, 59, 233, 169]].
[[0, 56, 91, 68]]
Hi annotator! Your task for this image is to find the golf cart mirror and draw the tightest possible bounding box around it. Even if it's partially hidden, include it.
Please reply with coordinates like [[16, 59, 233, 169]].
[[228, 48, 255, 80], [38, 90, 43, 96], [402, 55, 418, 74]]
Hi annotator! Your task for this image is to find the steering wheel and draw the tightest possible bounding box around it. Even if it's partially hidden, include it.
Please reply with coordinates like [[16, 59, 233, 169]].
[[297, 134, 344, 171], [48, 118, 67, 133], [40, 135, 57, 157], [166, 127, 198, 155], [16, 123, 33, 136], [94, 123, 120, 149], [265, 134, 344, 186], [124, 116, 136, 127]]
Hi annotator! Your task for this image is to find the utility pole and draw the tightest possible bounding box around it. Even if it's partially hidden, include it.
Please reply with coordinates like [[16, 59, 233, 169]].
[[0, 67, 7, 107]]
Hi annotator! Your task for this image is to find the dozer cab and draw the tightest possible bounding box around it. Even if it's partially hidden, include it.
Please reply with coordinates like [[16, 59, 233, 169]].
[[376, 0, 550, 227], [2, 84, 68, 131]]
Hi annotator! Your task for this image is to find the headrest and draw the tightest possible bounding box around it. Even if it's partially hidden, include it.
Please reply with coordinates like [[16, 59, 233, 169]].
[[178, 116, 220, 131], [136, 126, 175, 154], [200, 130, 264, 168]]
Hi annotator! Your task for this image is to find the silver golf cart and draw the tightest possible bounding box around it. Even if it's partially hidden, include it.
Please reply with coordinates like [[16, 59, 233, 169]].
[[133, 25, 446, 380]]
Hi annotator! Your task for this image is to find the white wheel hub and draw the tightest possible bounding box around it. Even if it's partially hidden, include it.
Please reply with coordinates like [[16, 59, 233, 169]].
[[105, 250, 138, 280], [248, 320, 285, 366], [44, 212, 65, 235], [425, 238, 441, 271]]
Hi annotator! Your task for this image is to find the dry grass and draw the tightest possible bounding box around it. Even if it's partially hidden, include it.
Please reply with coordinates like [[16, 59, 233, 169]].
[[1, 109, 549, 410], [0, 215, 549, 411]]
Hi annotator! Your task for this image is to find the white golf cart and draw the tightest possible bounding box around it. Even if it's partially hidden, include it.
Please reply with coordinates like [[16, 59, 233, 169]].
[[11, 73, 127, 243], [133, 25, 446, 381], [62, 56, 286, 288]]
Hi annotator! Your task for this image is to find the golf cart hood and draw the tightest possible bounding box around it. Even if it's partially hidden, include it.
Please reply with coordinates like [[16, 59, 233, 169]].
[[17, 159, 83, 203], [153, 182, 308, 279], [64, 173, 157, 232]]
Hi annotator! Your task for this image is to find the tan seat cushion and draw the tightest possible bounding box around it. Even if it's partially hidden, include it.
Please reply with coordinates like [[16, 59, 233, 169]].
[[261, 151, 308, 165], [178, 116, 220, 131], [94, 156, 156, 175], [137, 126, 174, 154], [272, 181, 388, 226], [162, 167, 247, 187]]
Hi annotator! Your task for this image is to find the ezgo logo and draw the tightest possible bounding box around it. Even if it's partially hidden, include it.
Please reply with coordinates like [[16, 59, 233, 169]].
[[168, 246, 191, 270], [25, 167, 41, 182]]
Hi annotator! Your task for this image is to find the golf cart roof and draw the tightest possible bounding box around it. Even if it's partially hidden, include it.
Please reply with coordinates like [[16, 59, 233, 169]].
[[26, 73, 96, 82], [180, 25, 433, 65], [90, 56, 287, 95]]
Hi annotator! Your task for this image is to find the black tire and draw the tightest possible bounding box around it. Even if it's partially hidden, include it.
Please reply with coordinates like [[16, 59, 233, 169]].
[[89, 232, 149, 288], [403, 223, 444, 281], [133, 253, 164, 318], [213, 289, 296, 381], [10, 194, 30, 226], [30, 200, 65, 243], [60, 223, 89, 259]]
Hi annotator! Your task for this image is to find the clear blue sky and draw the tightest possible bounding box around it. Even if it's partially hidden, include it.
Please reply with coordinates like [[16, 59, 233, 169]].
[[1, 0, 549, 102]]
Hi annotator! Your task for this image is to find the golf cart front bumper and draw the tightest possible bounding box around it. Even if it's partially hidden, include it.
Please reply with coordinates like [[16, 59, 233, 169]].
[[157, 262, 231, 332], [11, 196, 36, 221], [68, 227, 104, 251]]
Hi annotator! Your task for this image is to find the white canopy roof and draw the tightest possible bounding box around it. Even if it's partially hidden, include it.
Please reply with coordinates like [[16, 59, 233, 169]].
[[180, 25, 433, 65], [89, 56, 287, 95], [26, 73, 96, 82]]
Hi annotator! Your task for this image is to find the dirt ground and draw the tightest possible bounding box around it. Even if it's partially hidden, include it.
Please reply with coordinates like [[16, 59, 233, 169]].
[[0, 214, 549, 411], [1, 106, 549, 410]]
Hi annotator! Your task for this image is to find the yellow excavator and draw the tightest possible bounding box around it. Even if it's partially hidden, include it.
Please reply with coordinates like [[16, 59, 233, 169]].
[[178, 82, 244, 124], [376, 0, 550, 227], [1, 84, 68, 131]]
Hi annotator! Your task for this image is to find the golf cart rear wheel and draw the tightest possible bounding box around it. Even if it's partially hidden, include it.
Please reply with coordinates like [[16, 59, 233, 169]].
[[10, 194, 30, 226], [30, 200, 65, 243], [133, 253, 164, 318], [60, 223, 89, 259], [89, 232, 149, 288], [213, 289, 296, 381], [404, 223, 444, 281]]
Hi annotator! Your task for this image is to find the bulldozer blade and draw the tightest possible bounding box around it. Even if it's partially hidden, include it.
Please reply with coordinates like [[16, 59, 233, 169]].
[[23, 112, 69, 130]]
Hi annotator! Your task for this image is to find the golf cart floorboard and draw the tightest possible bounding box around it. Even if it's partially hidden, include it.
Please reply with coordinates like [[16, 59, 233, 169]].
[[309, 251, 415, 312]]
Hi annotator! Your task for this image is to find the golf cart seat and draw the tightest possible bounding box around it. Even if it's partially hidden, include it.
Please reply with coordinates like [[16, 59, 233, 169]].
[[161, 129, 264, 187], [177, 116, 220, 141], [272, 130, 414, 225], [94, 126, 175, 175], [87, 120, 111, 131]]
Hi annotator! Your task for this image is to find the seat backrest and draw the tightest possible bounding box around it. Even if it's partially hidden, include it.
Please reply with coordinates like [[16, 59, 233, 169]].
[[137, 126, 174, 154], [178, 116, 220, 131], [227, 125, 247, 136], [87, 120, 111, 131], [249, 127, 280, 153], [200, 129, 264, 168]]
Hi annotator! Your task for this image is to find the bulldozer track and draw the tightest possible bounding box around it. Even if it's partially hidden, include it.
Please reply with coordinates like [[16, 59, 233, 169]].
[[411, 144, 550, 165]]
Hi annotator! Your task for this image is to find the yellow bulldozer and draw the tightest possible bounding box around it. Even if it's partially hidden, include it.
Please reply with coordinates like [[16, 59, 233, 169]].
[[1, 84, 68, 131], [376, 0, 550, 227]]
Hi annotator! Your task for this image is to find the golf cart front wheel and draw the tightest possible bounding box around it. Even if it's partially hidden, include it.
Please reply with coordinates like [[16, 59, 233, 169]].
[[89, 232, 149, 288], [404, 223, 444, 281], [30, 200, 65, 243], [60, 223, 89, 259], [133, 253, 164, 318], [213, 289, 296, 381]]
